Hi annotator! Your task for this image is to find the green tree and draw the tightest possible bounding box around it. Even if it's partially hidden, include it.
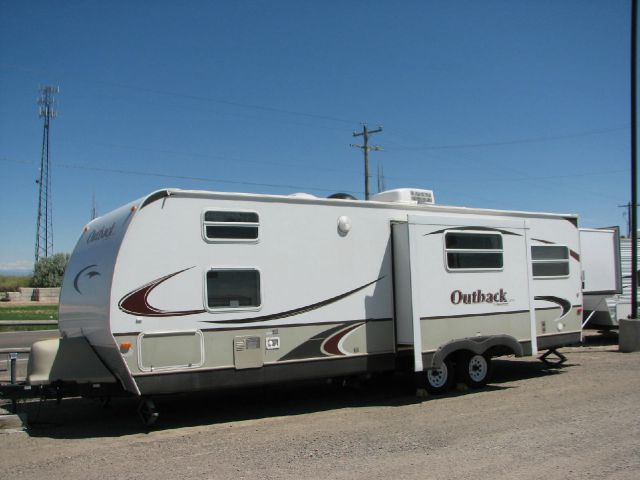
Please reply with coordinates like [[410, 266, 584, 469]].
[[32, 253, 70, 288]]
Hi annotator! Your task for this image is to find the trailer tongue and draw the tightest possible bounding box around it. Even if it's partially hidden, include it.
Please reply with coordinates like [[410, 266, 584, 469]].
[[1, 336, 128, 407]]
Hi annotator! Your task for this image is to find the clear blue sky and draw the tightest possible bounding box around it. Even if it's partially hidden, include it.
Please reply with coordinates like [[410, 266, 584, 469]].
[[0, 0, 634, 273]]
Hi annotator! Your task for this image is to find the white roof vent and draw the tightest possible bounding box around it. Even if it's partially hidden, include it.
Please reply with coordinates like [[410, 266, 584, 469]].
[[288, 192, 317, 199], [371, 188, 435, 205]]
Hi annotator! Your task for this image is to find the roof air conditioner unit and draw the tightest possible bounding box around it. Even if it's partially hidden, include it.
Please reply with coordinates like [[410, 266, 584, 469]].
[[370, 188, 435, 205]]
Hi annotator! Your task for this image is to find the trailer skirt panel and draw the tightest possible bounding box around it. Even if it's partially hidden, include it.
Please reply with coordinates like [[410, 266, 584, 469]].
[[131, 353, 396, 395]]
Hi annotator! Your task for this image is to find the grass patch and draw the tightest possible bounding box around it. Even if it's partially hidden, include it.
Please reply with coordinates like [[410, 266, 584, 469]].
[[0, 304, 59, 320], [0, 304, 59, 332]]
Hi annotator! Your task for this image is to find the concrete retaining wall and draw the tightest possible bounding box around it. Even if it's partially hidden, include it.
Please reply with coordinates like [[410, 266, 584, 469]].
[[0, 287, 60, 303]]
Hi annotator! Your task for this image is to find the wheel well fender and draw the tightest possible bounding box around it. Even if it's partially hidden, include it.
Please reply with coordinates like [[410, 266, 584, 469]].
[[429, 335, 523, 369]]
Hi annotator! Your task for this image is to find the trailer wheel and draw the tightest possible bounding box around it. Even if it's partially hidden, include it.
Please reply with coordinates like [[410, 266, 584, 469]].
[[424, 358, 454, 394], [137, 398, 159, 427], [459, 353, 492, 388]]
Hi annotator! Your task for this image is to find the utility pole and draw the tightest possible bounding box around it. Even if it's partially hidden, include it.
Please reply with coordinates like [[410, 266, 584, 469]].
[[631, 0, 638, 319], [91, 192, 98, 220], [35, 85, 58, 263], [377, 161, 386, 193], [618, 202, 640, 237], [351, 125, 383, 200]]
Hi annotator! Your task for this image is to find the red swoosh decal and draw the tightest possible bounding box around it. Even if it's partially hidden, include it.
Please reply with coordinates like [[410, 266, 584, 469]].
[[118, 267, 206, 317], [322, 323, 364, 356]]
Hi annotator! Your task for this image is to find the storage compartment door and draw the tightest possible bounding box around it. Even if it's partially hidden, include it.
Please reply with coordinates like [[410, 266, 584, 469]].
[[138, 330, 204, 372]]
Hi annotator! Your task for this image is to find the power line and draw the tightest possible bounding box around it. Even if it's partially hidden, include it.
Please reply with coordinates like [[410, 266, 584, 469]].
[[0, 155, 498, 206], [383, 134, 626, 202], [0, 62, 360, 126], [0, 157, 361, 196], [68, 88, 351, 133], [1, 155, 627, 196], [0, 63, 625, 151], [87, 141, 361, 175], [386, 126, 629, 151]]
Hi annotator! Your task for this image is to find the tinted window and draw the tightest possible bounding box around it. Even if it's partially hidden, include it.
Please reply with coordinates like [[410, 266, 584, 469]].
[[206, 270, 261, 308], [204, 211, 259, 223], [531, 245, 568, 260], [532, 262, 570, 277], [447, 252, 504, 269], [445, 233, 502, 250], [206, 226, 259, 239]]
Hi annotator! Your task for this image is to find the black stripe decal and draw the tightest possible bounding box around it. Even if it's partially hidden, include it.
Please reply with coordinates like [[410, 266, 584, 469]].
[[114, 318, 392, 336], [421, 309, 530, 321], [421, 304, 578, 322], [424, 226, 522, 236], [201, 277, 385, 325]]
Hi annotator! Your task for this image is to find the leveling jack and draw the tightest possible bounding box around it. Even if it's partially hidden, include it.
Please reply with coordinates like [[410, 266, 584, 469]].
[[539, 348, 567, 367]]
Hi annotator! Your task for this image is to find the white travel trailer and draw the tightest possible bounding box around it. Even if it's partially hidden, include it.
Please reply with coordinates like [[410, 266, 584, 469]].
[[581, 229, 630, 328], [16, 188, 585, 423], [614, 237, 640, 320]]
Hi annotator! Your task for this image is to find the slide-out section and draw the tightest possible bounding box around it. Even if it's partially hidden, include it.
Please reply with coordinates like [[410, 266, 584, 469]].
[[393, 215, 535, 371]]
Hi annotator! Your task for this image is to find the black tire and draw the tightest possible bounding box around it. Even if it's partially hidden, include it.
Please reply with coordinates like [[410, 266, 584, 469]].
[[423, 358, 454, 395], [459, 352, 492, 389], [137, 398, 159, 427]]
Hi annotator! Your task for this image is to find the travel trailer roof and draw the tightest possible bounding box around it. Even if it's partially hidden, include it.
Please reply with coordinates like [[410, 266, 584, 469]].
[[138, 188, 578, 223]]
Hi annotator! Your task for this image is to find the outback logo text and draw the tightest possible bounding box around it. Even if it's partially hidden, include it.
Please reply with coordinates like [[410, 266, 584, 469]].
[[450, 288, 508, 305], [87, 223, 116, 244]]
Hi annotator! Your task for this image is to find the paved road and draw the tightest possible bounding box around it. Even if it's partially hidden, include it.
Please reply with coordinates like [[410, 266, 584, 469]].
[[0, 333, 638, 479], [0, 330, 59, 350]]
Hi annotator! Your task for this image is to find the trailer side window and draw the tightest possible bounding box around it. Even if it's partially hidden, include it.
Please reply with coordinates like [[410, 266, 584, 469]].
[[203, 211, 259, 241], [531, 245, 569, 277], [206, 269, 261, 309], [445, 232, 503, 270]]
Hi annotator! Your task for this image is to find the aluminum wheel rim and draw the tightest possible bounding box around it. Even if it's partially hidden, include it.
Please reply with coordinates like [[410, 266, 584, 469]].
[[468, 355, 488, 382], [427, 364, 448, 388]]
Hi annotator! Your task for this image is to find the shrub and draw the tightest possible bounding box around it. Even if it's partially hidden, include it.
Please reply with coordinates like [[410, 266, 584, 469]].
[[32, 253, 70, 288]]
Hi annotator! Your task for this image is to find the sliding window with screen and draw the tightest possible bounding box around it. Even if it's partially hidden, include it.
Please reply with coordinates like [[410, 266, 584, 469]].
[[203, 210, 259, 242], [531, 245, 569, 278], [444, 232, 504, 271]]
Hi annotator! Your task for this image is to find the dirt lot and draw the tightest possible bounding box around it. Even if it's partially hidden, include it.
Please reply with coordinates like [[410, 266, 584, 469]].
[[1, 332, 639, 480]]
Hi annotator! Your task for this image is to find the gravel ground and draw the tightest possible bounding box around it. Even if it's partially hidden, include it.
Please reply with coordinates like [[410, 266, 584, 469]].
[[1, 332, 639, 480]]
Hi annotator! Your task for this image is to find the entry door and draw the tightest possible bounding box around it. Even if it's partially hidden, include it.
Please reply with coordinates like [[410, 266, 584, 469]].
[[393, 215, 536, 371]]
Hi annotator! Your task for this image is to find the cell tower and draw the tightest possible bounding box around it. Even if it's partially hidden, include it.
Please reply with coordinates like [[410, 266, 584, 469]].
[[34, 85, 59, 263]]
